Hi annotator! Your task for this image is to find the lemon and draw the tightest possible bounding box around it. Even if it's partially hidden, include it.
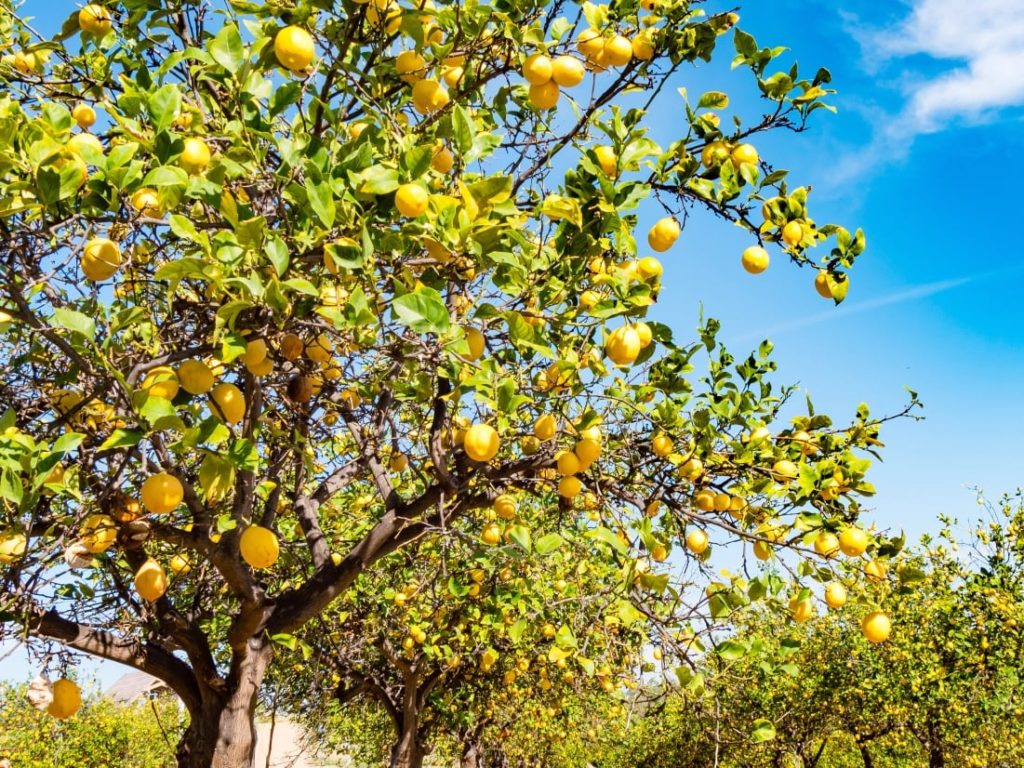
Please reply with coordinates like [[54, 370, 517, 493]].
[[177, 359, 214, 395], [685, 528, 709, 555], [603, 35, 633, 67], [275, 26, 315, 72], [464, 424, 500, 462], [141, 366, 179, 400], [79, 4, 112, 36], [839, 526, 869, 557], [81, 238, 121, 281], [396, 50, 427, 83], [647, 217, 680, 252], [48, 679, 82, 719], [594, 145, 618, 177], [534, 413, 557, 441], [731, 143, 759, 167], [135, 558, 168, 602], [411, 78, 449, 114], [528, 81, 560, 110], [210, 382, 245, 424], [522, 53, 553, 85], [179, 137, 211, 174], [551, 55, 585, 87], [72, 103, 96, 129], [605, 326, 641, 366], [741, 245, 769, 274], [494, 494, 517, 520], [240, 525, 280, 569], [395, 183, 429, 217], [80, 514, 117, 554], [141, 472, 183, 514], [862, 611, 891, 644], [824, 582, 847, 609]]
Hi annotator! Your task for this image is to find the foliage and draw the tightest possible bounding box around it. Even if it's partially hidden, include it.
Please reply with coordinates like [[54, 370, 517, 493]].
[[0, 681, 183, 768], [0, 0, 899, 764]]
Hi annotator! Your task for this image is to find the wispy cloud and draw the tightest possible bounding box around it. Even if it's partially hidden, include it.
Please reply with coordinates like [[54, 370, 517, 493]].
[[872, 0, 1024, 136], [742, 275, 971, 342], [828, 0, 1024, 183]]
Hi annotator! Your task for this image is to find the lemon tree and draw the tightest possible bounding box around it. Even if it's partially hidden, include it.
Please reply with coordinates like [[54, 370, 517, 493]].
[[0, 0, 902, 765], [280, 493, 648, 768]]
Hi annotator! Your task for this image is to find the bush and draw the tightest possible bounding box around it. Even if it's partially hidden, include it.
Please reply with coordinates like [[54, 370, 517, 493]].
[[0, 682, 183, 768]]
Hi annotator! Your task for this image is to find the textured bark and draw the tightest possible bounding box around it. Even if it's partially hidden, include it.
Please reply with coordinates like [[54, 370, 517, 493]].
[[460, 740, 481, 768], [175, 638, 272, 768], [859, 744, 874, 768], [389, 724, 425, 768]]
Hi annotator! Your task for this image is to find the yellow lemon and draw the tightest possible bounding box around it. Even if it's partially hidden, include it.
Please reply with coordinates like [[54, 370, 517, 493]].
[[179, 137, 211, 174], [141, 472, 183, 514], [274, 26, 315, 72], [528, 81, 560, 110], [551, 55, 585, 87], [48, 679, 82, 719], [741, 245, 770, 274], [240, 525, 280, 569], [647, 217, 680, 252], [72, 103, 96, 129], [464, 424, 500, 462], [79, 4, 112, 36], [534, 413, 557, 441], [81, 238, 121, 281], [80, 514, 117, 554], [494, 494, 517, 520], [210, 382, 245, 424], [395, 183, 429, 217], [134, 557, 168, 602], [605, 326, 641, 366], [522, 53, 553, 85], [177, 360, 214, 395], [141, 366, 179, 400], [824, 582, 847, 609]]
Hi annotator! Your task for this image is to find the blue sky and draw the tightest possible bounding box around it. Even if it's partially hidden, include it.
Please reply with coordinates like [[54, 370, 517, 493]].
[[4, 0, 1024, 685], [641, 0, 1024, 543]]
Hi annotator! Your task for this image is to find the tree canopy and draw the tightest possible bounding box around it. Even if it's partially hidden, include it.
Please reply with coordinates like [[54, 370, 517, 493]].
[[0, 0, 903, 766]]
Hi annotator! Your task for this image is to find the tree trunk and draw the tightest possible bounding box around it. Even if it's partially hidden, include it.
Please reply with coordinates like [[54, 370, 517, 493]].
[[859, 744, 874, 768], [389, 723, 425, 768], [175, 638, 272, 768], [461, 739, 481, 768]]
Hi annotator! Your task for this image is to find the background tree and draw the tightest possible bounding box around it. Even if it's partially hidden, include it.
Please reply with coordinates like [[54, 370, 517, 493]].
[[0, 679, 184, 768], [0, 0, 893, 766]]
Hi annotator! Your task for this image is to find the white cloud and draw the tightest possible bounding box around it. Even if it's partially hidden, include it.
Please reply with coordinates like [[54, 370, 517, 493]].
[[869, 0, 1024, 135]]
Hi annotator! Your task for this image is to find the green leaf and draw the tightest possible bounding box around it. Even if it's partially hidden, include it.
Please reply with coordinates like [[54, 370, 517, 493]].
[[147, 85, 181, 133], [697, 91, 729, 109], [356, 166, 400, 195], [452, 104, 475, 155], [751, 719, 777, 743], [508, 524, 531, 552], [508, 618, 528, 644], [50, 308, 95, 340], [307, 180, 335, 227], [554, 623, 578, 649], [144, 165, 189, 188], [715, 639, 747, 661], [534, 533, 563, 555], [392, 288, 451, 335], [265, 235, 289, 277], [210, 24, 245, 72], [51, 432, 85, 454], [97, 429, 143, 452], [588, 526, 628, 556]]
